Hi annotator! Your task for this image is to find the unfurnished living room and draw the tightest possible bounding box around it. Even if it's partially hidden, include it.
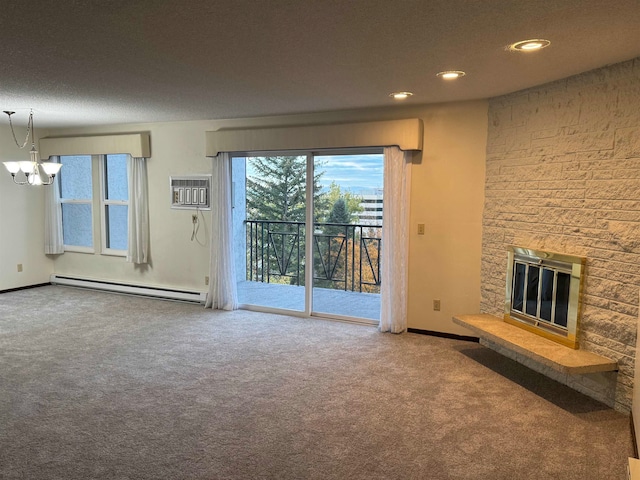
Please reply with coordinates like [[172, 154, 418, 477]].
[[1, 1, 640, 479]]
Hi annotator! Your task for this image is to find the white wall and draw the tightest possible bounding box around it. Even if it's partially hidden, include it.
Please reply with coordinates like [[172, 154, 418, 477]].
[[45, 100, 489, 331], [0, 128, 54, 290], [49, 122, 214, 292]]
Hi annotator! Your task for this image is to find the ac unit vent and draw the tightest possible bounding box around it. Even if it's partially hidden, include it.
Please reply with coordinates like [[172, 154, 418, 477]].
[[170, 175, 211, 210]]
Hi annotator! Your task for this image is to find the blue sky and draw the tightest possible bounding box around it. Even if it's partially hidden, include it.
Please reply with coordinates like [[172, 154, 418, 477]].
[[315, 154, 383, 193]]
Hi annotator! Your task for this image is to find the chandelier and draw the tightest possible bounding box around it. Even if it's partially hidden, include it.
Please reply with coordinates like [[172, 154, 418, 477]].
[[2, 110, 62, 185]]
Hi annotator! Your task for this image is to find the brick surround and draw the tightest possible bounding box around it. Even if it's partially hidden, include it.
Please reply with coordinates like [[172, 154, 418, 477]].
[[481, 57, 640, 411]]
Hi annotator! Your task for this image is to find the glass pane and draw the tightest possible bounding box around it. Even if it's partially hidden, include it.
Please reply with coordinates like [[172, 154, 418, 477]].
[[105, 205, 128, 250], [525, 266, 540, 316], [512, 263, 526, 312], [105, 154, 128, 201], [60, 156, 92, 199], [555, 272, 571, 327], [236, 156, 307, 312], [62, 203, 92, 247], [539, 268, 555, 321], [312, 153, 383, 320]]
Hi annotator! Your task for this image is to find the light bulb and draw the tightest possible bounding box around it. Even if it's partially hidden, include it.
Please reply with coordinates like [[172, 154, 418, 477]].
[[436, 70, 466, 80], [389, 91, 413, 100], [509, 39, 551, 52]]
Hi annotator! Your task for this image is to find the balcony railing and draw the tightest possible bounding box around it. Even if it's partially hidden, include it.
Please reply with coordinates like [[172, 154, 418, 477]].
[[246, 220, 381, 293]]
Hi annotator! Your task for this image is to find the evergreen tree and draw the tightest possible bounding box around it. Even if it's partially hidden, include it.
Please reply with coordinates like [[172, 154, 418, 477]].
[[327, 198, 350, 224], [245, 155, 325, 286], [246, 156, 326, 222], [323, 182, 363, 222]]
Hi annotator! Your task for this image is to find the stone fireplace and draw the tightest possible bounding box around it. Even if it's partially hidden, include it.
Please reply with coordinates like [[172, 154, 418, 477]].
[[481, 57, 640, 412]]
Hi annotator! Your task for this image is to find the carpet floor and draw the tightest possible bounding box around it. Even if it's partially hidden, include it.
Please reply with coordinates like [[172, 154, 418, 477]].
[[0, 285, 633, 479]]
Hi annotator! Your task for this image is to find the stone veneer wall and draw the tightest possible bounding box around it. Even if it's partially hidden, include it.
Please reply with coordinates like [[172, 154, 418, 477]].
[[481, 57, 640, 412]]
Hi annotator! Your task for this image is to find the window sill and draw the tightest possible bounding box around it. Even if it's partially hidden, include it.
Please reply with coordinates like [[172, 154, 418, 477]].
[[63, 246, 95, 254], [101, 249, 127, 258]]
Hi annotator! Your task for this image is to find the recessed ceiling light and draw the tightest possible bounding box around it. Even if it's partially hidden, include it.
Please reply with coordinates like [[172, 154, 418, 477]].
[[436, 71, 466, 80], [389, 91, 413, 100], [509, 39, 551, 52]]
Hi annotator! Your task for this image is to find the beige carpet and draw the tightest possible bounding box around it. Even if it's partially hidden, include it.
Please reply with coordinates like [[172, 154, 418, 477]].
[[0, 285, 633, 479]]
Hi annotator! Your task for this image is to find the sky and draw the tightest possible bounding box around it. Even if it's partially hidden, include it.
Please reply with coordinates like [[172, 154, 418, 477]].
[[315, 154, 383, 193]]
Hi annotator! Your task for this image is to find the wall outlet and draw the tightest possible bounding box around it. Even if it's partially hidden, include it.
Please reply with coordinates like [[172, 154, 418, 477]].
[[17, 264, 23, 273], [417, 223, 425, 235], [205, 276, 209, 286], [433, 299, 441, 311]]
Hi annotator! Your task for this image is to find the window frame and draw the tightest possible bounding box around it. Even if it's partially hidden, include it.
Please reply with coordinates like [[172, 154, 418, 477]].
[[58, 154, 130, 256], [99, 154, 129, 257]]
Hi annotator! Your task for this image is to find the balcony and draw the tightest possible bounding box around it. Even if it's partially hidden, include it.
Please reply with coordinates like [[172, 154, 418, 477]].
[[237, 220, 381, 320]]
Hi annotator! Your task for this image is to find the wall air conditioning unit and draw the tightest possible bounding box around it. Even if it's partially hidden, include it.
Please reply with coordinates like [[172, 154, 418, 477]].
[[170, 175, 211, 210]]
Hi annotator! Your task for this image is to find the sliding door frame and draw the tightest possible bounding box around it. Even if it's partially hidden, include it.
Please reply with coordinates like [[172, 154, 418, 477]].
[[234, 147, 382, 326]]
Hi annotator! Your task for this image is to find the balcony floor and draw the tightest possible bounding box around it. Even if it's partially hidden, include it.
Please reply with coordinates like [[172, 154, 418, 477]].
[[237, 281, 380, 321]]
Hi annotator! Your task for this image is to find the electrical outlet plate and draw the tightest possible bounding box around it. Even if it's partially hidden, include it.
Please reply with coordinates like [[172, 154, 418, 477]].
[[433, 299, 441, 311]]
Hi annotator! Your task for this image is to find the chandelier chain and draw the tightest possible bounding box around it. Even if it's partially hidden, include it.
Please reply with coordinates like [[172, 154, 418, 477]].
[[7, 111, 33, 149]]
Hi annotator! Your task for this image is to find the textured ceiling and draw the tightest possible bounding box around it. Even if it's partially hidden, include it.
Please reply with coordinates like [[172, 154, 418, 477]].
[[0, 0, 639, 127]]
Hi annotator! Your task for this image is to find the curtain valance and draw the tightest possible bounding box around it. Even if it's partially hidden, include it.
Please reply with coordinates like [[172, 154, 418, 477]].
[[39, 133, 151, 159], [205, 119, 423, 157]]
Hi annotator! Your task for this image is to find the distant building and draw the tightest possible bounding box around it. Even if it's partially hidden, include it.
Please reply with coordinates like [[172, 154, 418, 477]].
[[355, 188, 383, 226]]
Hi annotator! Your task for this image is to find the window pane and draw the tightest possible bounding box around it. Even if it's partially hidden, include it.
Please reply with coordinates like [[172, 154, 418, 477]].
[[555, 272, 571, 327], [525, 266, 539, 316], [512, 263, 525, 312], [105, 154, 128, 201], [105, 205, 128, 250], [62, 203, 92, 247], [539, 268, 555, 322], [60, 156, 92, 199]]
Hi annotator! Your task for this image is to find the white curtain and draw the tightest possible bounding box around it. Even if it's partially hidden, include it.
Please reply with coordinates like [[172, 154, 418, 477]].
[[126, 156, 150, 264], [205, 152, 238, 310], [44, 156, 64, 254], [379, 146, 412, 333]]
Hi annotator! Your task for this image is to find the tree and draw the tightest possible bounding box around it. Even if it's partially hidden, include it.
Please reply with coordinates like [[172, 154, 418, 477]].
[[327, 198, 350, 224], [245, 156, 325, 286], [317, 182, 363, 223], [247, 156, 303, 221]]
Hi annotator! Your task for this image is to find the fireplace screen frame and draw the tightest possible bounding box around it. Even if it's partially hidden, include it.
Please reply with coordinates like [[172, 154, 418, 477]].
[[505, 246, 585, 349]]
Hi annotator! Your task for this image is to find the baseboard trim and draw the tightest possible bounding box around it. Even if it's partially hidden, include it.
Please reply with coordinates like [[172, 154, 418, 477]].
[[50, 275, 206, 304], [0, 283, 51, 294], [408, 328, 479, 343]]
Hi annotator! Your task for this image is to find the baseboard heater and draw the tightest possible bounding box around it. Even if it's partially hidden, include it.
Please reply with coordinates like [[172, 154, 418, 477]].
[[50, 275, 207, 304]]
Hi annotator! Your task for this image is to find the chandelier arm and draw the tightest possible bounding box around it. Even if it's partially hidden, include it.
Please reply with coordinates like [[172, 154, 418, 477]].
[[10, 173, 29, 185]]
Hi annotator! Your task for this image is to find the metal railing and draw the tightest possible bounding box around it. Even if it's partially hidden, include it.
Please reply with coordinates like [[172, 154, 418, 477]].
[[246, 220, 381, 293]]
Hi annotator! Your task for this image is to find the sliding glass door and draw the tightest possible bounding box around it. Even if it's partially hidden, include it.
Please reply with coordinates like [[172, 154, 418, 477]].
[[232, 150, 383, 322], [311, 153, 383, 321], [232, 154, 308, 312]]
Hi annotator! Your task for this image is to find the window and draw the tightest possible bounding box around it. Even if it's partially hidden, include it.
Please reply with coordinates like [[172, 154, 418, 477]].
[[59, 154, 129, 255], [101, 154, 129, 253]]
